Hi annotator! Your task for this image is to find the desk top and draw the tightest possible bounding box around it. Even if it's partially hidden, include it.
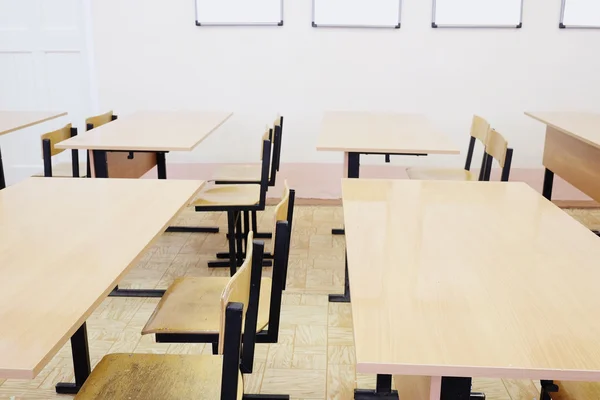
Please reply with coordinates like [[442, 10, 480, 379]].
[[0, 177, 204, 379], [316, 111, 460, 155], [0, 111, 67, 136], [56, 110, 233, 151], [343, 179, 600, 381], [526, 111, 600, 150]]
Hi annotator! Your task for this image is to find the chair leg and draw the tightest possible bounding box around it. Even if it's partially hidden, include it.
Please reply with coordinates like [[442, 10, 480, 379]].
[[227, 211, 236, 277], [243, 395, 289, 399], [212, 341, 218, 355], [235, 211, 243, 266], [243, 210, 250, 253]]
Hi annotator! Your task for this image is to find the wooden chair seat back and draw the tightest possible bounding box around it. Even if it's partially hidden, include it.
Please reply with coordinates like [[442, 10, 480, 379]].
[[483, 129, 514, 182], [470, 115, 491, 143], [85, 110, 115, 130], [41, 123, 73, 157]]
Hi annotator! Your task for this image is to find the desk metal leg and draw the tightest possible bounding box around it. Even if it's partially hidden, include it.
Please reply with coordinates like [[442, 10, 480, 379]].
[[540, 380, 559, 400], [542, 168, 554, 200], [329, 152, 359, 303], [56, 322, 91, 394], [354, 374, 398, 399], [0, 147, 6, 190], [440, 377, 485, 400], [331, 228, 345, 235]]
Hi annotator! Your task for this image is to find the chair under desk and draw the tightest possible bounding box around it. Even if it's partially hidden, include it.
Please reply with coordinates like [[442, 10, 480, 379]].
[[316, 111, 460, 302], [342, 178, 600, 400], [0, 111, 67, 189], [0, 177, 204, 395]]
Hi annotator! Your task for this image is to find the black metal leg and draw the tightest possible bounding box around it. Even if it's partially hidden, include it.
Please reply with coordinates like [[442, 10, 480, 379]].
[[329, 251, 350, 303], [243, 210, 250, 253], [156, 152, 167, 180], [440, 377, 484, 400], [227, 211, 237, 276], [332, 228, 345, 235], [235, 211, 243, 266], [0, 146, 5, 190], [354, 374, 398, 399], [165, 226, 220, 233], [540, 380, 558, 400], [56, 322, 91, 394], [92, 150, 108, 178], [542, 168, 554, 200]]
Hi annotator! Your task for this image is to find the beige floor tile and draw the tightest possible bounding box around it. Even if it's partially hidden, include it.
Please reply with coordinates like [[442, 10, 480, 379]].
[[292, 347, 327, 370], [472, 378, 511, 398], [328, 303, 353, 328], [295, 326, 328, 347], [328, 345, 355, 365], [327, 364, 355, 400], [328, 327, 354, 346], [266, 344, 294, 369], [262, 368, 326, 398], [502, 378, 540, 399], [281, 305, 328, 326], [243, 362, 266, 394], [301, 294, 329, 306]]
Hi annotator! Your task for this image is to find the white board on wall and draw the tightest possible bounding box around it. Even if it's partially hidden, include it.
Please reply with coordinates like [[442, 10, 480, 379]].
[[312, 0, 402, 28], [561, 0, 600, 28], [432, 0, 523, 28], [195, 0, 283, 26]]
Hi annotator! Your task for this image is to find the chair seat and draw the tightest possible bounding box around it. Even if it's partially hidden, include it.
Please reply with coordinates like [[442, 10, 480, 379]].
[[550, 381, 600, 400], [213, 164, 261, 183], [74, 353, 243, 400], [142, 277, 271, 336], [32, 162, 87, 178], [193, 185, 260, 207], [406, 167, 477, 181]]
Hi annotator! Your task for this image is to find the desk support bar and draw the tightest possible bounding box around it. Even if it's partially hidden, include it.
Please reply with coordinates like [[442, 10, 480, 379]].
[[55, 322, 91, 394], [542, 168, 554, 200], [355, 374, 398, 399]]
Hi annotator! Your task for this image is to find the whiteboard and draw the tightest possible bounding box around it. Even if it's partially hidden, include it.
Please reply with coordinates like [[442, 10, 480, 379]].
[[432, 0, 523, 28], [561, 0, 600, 28], [312, 0, 402, 28], [195, 0, 283, 26]]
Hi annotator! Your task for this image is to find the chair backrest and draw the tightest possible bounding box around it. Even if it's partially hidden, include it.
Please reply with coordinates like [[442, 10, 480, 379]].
[[271, 180, 291, 248], [274, 115, 284, 172], [86, 110, 117, 131], [465, 115, 491, 176], [219, 233, 264, 355], [219, 302, 244, 400], [41, 124, 79, 177], [483, 129, 514, 182]]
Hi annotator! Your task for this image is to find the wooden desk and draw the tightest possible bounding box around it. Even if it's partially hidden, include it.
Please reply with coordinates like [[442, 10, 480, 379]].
[[0, 178, 203, 393], [525, 111, 600, 203], [316, 111, 460, 302], [0, 111, 67, 189], [342, 179, 600, 400], [56, 110, 232, 179]]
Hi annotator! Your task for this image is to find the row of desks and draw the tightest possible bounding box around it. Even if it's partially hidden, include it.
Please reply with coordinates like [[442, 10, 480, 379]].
[[318, 111, 600, 398]]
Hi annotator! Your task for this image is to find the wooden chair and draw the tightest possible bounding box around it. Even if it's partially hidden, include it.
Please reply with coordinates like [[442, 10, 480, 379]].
[[85, 111, 118, 177], [142, 235, 269, 373], [193, 135, 271, 275], [481, 129, 514, 182], [75, 302, 289, 400], [406, 115, 491, 181], [214, 115, 284, 240], [39, 123, 86, 178], [540, 380, 600, 400]]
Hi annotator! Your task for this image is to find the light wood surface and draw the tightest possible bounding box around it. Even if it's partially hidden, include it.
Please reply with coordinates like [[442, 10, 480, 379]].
[[56, 111, 232, 152], [526, 111, 600, 150], [193, 185, 260, 207], [342, 179, 600, 381], [74, 353, 243, 400], [106, 152, 158, 179], [486, 129, 509, 168], [316, 112, 459, 155], [0, 111, 67, 136], [85, 110, 114, 128], [406, 168, 477, 181], [543, 126, 600, 203], [0, 177, 204, 379], [470, 115, 490, 142]]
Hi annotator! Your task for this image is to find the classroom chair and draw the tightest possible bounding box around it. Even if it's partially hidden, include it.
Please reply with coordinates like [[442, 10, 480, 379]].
[[481, 129, 514, 181], [406, 115, 491, 182], [214, 115, 284, 240], [192, 135, 271, 275], [85, 110, 118, 177], [38, 123, 86, 178], [142, 234, 269, 373], [75, 302, 289, 400]]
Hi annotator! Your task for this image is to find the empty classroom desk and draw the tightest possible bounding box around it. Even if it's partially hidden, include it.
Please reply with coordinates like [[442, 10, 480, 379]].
[[0, 177, 204, 394], [525, 111, 600, 203], [342, 179, 600, 400], [316, 111, 460, 302], [0, 111, 67, 189], [56, 110, 232, 179]]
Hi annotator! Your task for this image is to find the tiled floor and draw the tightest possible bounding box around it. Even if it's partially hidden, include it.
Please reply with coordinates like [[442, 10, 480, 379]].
[[2, 205, 598, 399]]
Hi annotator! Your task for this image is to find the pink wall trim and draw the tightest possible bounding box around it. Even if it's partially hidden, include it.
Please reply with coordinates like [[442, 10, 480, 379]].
[[143, 163, 592, 202]]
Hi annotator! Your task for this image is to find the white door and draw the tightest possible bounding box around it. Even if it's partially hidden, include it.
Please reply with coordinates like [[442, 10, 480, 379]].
[[0, 0, 93, 184]]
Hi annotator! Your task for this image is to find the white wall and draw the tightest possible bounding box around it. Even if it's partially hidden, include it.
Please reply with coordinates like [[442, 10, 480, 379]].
[[91, 0, 600, 167]]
